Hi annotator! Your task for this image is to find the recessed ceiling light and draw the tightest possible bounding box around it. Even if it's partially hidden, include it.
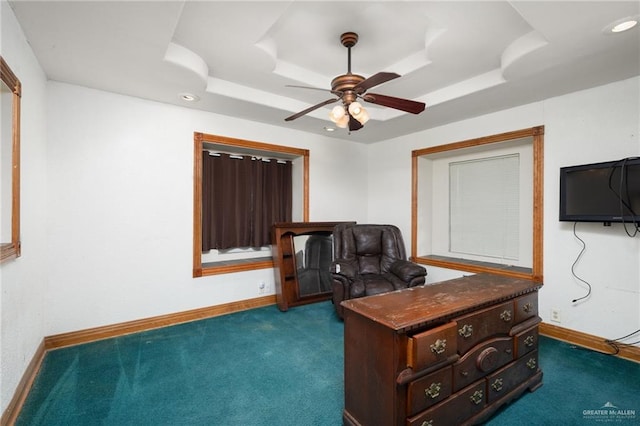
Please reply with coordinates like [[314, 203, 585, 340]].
[[612, 20, 637, 33], [604, 17, 639, 34], [324, 126, 335, 132], [179, 93, 199, 102]]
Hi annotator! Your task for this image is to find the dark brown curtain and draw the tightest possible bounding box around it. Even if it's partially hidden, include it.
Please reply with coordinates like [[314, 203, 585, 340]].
[[202, 153, 292, 250]]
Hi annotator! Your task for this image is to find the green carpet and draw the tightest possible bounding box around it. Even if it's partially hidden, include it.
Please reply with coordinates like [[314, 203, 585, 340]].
[[16, 301, 639, 425]]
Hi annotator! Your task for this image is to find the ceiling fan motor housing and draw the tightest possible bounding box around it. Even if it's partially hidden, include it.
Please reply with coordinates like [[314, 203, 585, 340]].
[[331, 74, 364, 104]]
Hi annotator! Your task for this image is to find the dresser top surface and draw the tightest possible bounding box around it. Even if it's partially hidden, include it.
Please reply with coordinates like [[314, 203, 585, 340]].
[[341, 273, 542, 331]]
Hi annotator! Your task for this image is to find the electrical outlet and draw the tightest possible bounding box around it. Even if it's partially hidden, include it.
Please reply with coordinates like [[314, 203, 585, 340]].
[[550, 308, 561, 323], [258, 281, 266, 294]]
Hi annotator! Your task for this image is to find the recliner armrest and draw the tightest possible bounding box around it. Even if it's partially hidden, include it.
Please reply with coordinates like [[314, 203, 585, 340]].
[[331, 260, 357, 279], [389, 260, 427, 282]]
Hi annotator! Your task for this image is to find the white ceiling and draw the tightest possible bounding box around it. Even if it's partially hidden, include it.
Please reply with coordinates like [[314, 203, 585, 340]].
[[8, 1, 640, 143]]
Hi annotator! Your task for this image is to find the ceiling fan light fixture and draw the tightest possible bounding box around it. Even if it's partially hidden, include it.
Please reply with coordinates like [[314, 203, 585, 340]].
[[335, 114, 349, 128], [329, 105, 346, 122], [349, 102, 370, 125]]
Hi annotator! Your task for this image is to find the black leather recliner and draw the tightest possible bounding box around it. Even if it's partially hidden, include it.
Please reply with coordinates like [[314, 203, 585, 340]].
[[330, 223, 427, 318]]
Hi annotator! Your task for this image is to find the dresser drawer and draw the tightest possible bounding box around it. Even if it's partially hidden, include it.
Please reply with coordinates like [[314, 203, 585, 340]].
[[407, 366, 452, 416], [514, 292, 538, 323], [455, 301, 514, 354], [486, 350, 539, 404], [452, 336, 513, 392], [408, 322, 458, 371], [514, 325, 538, 358], [406, 380, 486, 426]]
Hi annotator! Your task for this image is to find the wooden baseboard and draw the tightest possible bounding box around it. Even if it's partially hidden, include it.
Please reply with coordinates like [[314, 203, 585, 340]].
[[539, 322, 640, 363], [45, 294, 277, 350], [1, 340, 46, 426], [1, 295, 276, 425]]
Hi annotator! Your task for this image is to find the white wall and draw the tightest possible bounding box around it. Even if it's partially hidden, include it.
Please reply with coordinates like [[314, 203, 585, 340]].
[[368, 77, 640, 342], [2, 0, 368, 411], [2, 0, 639, 414], [543, 78, 640, 339], [44, 82, 369, 336], [1, 0, 49, 414]]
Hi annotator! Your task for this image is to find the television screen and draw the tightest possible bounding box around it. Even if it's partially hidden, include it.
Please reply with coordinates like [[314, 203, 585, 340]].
[[559, 157, 640, 223]]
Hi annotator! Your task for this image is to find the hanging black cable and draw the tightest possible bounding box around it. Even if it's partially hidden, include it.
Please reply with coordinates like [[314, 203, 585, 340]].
[[604, 328, 640, 355], [608, 157, 640, 237], [571, 222, 592, 303]]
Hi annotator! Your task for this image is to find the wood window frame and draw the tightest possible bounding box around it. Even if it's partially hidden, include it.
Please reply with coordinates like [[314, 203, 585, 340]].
[[411, 126, 544, 281], [0, 56, 21, 262], [193, 132, 309, 277]]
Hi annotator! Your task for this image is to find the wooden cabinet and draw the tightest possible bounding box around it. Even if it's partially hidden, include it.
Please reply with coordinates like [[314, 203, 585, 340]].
[[341, 273, 543, 426]]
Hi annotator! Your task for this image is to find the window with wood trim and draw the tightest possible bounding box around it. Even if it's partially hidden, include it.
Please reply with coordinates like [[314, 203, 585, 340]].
[[411, 126, 544, 281], [193, 132, 309, 277]]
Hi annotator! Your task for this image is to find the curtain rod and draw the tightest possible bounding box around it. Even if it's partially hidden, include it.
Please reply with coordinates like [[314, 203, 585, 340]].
[[205, 151, 289, 163]]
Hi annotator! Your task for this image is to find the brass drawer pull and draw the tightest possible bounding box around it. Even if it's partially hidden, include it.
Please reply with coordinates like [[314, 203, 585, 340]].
[[523, 302, 534, 313], [430, 338, 447, 355], [491, 378, 504, 392], [470, 389, 484, 405], [424, 382, 442, 399], [524, 335, 535, 347], [500, 310, 512, 322], [526, 358, 537, 370], [458, 324, 473, 338]]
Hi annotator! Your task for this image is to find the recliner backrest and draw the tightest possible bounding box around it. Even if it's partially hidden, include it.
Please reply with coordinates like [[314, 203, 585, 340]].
[[333, 224, 406, 274]]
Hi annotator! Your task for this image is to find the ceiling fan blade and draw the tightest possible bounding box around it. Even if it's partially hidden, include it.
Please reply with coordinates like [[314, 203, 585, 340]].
[[363, 93, 426, 114], [348, 114, 363, 131], [354, 72, 400, 93], [286, 85, 342, 96], [284, 98, 339, 121]]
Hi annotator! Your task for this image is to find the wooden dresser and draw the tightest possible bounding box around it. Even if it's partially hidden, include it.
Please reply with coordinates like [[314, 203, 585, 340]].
[[341, 273, 543, 426]]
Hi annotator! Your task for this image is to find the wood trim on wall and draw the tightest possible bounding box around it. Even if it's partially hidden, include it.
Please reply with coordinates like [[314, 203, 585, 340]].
[[415, 256, 535, 280], [531, 127, 544, 282], [199, 259, 275, 276], [1, 340, 45, 426], [45, 295, 276, 350], [411, 126, 544, 281], [303, 154, 309, 221], [0, 56, 22, 262], [540, 322, 640, 363], [193, 132, 204, 277], [410, 154, 418, 262]]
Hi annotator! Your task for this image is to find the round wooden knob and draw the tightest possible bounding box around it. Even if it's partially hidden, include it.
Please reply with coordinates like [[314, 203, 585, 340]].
[[476, 347, 498, 372]]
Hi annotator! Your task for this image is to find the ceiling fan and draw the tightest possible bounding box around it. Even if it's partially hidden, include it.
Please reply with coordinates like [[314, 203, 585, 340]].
[[284, 32, 426, 131]]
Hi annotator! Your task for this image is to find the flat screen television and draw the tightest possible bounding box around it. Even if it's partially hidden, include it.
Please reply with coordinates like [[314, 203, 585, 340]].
[[559, 157, 640, 223]]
